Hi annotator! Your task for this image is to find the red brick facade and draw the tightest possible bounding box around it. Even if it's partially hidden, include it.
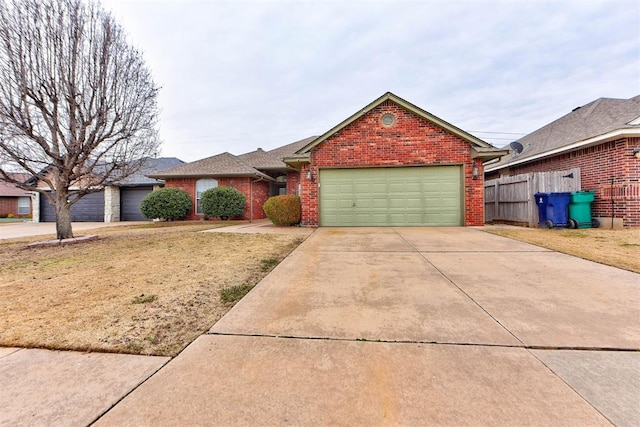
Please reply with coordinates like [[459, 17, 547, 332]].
[[286, 171, 300, 196], [488, 137, 640, 227], [299, 101, 485, 226], [0, 197, 19, 216], [165, 177, 270, 221], [0, 196, 31, 217]]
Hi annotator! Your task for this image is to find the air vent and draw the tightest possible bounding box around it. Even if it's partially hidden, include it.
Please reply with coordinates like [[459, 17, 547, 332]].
[[381, 113, 395, 126]]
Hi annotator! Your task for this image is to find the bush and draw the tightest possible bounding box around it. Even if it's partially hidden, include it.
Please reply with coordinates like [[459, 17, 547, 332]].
[[140, 187, 192, 221], [201, 186, 246, 219], [263, 195, 301, 226]]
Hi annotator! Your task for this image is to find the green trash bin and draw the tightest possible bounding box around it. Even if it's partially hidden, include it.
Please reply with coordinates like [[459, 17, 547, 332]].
[[568, 190, 598, 229]]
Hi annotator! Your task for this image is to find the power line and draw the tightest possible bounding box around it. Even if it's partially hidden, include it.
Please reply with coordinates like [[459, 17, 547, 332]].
[[469, 130, 527, 136]]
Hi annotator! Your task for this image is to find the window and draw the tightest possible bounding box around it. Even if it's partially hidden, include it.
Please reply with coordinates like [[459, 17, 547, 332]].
[[196, 179, 218, 214], [17, 197, 30, 215]]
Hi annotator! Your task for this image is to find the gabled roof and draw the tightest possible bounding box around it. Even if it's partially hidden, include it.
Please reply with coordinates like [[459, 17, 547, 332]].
[[149, 152, 273, 180], [485, 95, 640, 172], [289, 92, 506, 161]]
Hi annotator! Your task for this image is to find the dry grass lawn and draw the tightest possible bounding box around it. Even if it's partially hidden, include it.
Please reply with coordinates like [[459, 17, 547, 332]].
[[485, 227, 640, 273], [0, 223, 303, 356]]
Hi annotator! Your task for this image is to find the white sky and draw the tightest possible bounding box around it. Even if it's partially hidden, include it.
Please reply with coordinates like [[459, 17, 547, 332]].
[[101, 0, 640, 162]]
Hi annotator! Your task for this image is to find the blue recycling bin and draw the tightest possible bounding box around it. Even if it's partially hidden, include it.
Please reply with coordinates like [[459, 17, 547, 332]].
[[534, 192, 571, 228]]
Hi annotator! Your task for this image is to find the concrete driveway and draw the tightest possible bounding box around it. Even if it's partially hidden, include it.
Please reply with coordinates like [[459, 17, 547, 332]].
[[97, 227, 639, 426]]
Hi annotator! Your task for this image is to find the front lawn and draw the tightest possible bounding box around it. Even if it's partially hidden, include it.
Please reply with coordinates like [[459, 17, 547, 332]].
[[0, 223, 303, 356], [485, 227, 640, 273]]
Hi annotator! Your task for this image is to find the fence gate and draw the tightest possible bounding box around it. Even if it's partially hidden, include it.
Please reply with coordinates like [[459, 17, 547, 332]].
[[484, 168, 581, 227]]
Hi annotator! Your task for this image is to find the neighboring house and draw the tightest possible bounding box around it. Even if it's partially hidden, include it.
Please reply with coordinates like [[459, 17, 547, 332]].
[[33, 157, 184, 222], [155, 92, 507, 226], [485, 95, 640, 227], [0, 173, 32, 218]]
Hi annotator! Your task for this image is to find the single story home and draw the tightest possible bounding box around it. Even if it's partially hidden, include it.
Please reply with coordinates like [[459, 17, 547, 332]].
[[33, 157, 184, 222], [153, 92, 507, 226], [150, 138, 314, 221], [485, 95, 640, 228], [0, 173, 32, 218]]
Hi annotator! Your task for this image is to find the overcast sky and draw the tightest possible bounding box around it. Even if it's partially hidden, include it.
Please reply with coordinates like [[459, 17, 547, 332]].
[[101, 0, 640, 162]]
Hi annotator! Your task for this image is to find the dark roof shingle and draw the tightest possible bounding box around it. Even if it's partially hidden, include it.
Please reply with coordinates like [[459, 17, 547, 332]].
[[487, 95, 640, 170], [151, 136, 317, 179], [150, 152, 271, 179], [240, 136, 317, 169]]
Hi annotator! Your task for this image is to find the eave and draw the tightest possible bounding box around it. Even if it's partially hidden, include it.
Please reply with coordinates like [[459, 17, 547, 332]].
[[295, 92, 496, 155], [472, 147, 509, 161], [282, 155, 311, 169], [148, 172, 275, 181], [484, 128, 640, 172]]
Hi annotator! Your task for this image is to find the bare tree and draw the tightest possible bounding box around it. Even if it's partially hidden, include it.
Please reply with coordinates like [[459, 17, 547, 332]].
[[0, 0, 160, 239]]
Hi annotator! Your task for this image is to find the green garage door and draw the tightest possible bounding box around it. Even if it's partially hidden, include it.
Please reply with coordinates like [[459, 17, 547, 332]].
[[319, 166, 462, 226]]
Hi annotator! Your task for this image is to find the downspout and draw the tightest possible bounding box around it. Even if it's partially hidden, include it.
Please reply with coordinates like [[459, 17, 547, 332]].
[[250, 176, 266, 223]]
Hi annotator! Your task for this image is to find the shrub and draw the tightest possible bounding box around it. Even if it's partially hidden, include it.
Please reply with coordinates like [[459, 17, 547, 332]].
[[140, 187, 192, 221], [201, 186, 246, 219], [263, 195, 301, 226]]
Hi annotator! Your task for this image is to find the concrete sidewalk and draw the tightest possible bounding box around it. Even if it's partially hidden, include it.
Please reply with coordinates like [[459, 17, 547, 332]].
[[0, 347, 169, 426], [96, 227, 639, 426], [0, 221, 147, 240]]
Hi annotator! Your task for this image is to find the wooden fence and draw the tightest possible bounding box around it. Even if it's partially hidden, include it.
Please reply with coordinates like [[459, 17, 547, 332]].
[[484, 168, 581, 227]]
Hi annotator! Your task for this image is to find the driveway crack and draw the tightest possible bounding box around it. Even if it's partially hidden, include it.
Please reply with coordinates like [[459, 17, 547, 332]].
[[391, 227, 527, 348]]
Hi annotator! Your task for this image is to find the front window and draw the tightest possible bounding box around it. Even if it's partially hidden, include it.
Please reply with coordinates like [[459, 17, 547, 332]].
[[196, 179, 218, 214], [17, 197, 30, 215]]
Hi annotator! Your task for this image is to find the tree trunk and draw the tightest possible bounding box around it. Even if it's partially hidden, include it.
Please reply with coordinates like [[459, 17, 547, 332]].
[[55, 193, 74, 240]]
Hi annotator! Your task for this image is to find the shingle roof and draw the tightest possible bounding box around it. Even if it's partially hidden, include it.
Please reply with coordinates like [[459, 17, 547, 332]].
[[118, 157, 184, 186], [150, 152, 272, 180], [486, 95, 640, 171], [151, 136, 317, 179], [239, 136, 317, 169]]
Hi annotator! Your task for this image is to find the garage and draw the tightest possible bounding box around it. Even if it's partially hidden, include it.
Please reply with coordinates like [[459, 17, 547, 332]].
[[40, 191, 105, 222], [319, 166, 462, 226], [120, 186, 153, 221]]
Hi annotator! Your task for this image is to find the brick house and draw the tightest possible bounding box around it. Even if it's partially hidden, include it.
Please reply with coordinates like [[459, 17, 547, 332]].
[[485, 95, 640, 228], [0, 173, 32, 218], [155, 92, 506, 226], [150, 138, 315, 221]]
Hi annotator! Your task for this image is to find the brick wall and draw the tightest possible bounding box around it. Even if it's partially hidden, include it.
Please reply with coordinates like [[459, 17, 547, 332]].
[[286, 171, 300, 195], [300, 101, 484, 226], [165, 177, 269, 221], [0, 197, 19, 216], [495, 137, 640, 227]]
